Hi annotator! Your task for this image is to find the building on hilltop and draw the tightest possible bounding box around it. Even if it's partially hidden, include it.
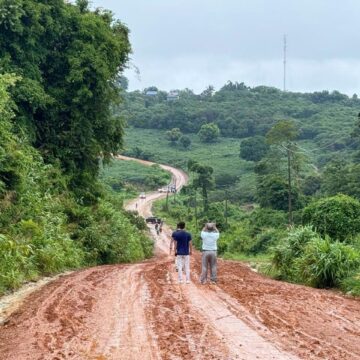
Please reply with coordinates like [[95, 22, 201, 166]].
[[145, 90, 158, 97], [167, 90, 179, 101]]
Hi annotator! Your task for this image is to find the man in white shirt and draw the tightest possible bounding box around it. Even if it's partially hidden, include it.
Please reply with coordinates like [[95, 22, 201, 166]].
[[200, 222, 220, 284]]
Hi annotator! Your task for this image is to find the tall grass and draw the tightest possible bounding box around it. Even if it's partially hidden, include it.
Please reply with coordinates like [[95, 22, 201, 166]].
[[272, 226, 360, 288]]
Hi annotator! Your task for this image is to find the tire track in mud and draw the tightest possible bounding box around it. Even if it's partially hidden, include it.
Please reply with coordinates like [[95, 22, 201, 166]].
[[215, 259, 360, 360], [0, 265, 160, 360], [0, 267, 105, 359], [143, 261, 230, 360]]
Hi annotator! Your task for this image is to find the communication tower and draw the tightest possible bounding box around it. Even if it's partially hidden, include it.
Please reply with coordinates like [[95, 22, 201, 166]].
[[283, 34, 287, 92]]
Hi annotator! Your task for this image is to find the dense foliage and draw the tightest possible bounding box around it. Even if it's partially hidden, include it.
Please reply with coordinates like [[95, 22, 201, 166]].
[[272, 226, 360, 288], [0, 0, 130, 194], [303, 194, 360, 241], [240, 136, 269, 162], [0, 1, 153, 295]]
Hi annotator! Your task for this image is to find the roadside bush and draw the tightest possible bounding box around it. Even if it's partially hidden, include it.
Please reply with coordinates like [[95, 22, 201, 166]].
[[302, 194, 360, 241], [249, 208, 287, 234], [248, 228, 283, 254], [0, 234, 37, 292], [225, 221, 253, 254], [124, 210, 148, 231], [340, 271, 360, 296], [272, 226, 319, 280], [78, 199, 153, 264], [297, 238, 360, 288]]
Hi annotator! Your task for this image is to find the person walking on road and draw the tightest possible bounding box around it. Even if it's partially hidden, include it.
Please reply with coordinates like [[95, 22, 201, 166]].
[[170, 222, 192, 284], [200, 223, 220, 284]]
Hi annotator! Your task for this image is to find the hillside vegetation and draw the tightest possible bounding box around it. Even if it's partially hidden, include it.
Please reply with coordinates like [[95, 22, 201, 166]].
[[121, 83, 360, 163], [0, 0, 152, 295]]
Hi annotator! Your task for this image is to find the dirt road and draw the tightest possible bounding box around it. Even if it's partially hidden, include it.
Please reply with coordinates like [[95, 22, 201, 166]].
[[0, 157, 360, 360]]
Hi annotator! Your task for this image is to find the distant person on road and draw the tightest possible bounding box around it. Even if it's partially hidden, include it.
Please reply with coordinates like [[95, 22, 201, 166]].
[[170, 222, 192, 284], [200, 223, 220, 284]]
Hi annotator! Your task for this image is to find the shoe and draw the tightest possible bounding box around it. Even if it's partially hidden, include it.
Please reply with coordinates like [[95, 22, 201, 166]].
[[186, 280, 190, 284], [210, 280, 217, 285], [178, 280, 183, 284]]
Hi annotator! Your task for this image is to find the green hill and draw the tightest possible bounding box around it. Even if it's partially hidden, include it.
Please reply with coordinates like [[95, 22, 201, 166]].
[[120, 82, 360, 168]]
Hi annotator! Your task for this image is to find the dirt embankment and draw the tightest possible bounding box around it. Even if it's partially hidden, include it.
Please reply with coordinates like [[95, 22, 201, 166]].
[[0, 157, 360, 360]]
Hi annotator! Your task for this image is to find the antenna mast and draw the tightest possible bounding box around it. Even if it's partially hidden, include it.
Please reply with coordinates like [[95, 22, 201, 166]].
[[283, 34, 287, 92]]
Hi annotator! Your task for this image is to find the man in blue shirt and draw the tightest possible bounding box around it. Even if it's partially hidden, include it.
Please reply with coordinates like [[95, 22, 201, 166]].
[[170, 221, 192, 284]]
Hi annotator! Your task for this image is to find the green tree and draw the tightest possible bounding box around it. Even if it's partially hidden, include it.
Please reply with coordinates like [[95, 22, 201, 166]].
[[198, 122, 220, 143], [200, 85, 215, 98], [0, 73, 23, 195], [266, 120, 300, 224], [257, 174, 301, 211], [0, 0, 131, 195], [302, 175, 321, 196], [240, 136, 269, 162], [321, 161, 360, 200], [179, 135, 191, 149], [188, 160, 214, 212], [302, 194, 360, 241], [165, 128, 182, 145]]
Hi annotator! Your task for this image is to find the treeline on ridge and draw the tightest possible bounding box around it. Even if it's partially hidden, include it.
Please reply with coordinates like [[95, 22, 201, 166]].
[[120, 82, 360, 162]]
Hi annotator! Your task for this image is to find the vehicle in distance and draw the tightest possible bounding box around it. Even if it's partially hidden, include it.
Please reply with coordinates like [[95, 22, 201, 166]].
[[158, 188, 168, 193], [158, 184, 176, 193], [145, 216, 161, 224], [139, 192, 146, 199]]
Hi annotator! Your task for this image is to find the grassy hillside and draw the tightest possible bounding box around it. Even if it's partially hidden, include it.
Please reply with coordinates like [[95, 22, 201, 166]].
[[123, 128, 252, 176], [100, 158, 171, 193]]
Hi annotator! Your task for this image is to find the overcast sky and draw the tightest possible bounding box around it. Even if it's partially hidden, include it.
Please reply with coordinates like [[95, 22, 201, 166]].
[[90, 0, 360, 95]]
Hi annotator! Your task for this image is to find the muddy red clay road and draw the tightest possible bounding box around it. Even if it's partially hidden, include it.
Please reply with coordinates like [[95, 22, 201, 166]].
[[0, 157, 360, 360]]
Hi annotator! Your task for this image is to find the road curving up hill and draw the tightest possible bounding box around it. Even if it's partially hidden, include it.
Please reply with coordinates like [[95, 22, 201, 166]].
[[0, 157, 359, 359]]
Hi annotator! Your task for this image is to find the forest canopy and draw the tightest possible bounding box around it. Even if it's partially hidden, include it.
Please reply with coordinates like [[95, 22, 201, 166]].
[[0, 0, 131, 190]]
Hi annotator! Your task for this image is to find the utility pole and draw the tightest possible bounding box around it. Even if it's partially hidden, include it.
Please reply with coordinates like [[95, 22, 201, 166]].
[[287, 144, 293, 226], [283, 34, 287, 92], [194, 191, 198, 228], [224, 190, 228, 227]]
